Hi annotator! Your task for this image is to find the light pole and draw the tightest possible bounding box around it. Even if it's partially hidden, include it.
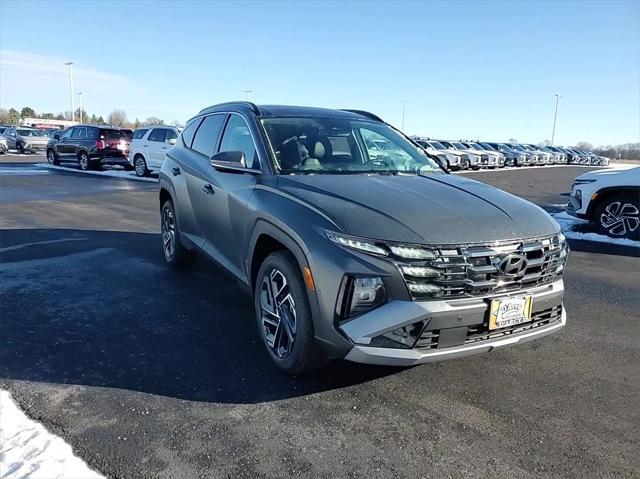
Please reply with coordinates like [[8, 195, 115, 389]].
[[551, 94, 561, 146], [65, 62, 75, 122], [75, 92, 83, 123], [401, 99, 407, 131], [243, 90, 253, 100]]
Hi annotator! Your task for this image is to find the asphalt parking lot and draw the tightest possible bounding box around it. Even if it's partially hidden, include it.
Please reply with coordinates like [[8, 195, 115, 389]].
[[1, 161, 638, 478]]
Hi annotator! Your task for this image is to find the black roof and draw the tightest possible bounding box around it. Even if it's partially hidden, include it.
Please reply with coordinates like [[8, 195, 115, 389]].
[[197, 102, 383, 122]]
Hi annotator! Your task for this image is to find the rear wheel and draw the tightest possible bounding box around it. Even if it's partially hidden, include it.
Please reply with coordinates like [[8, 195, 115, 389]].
[[134, 155, 149, 177], [78, 151, 92, 171], [255, 251, 326, 374], [161, 200, 194, 268], [46, 149, 60, 166], [594, 193, 639, 240]]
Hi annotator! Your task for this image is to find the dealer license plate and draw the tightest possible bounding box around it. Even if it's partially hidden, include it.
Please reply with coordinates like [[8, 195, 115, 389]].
[[489, 295, 533, 330]]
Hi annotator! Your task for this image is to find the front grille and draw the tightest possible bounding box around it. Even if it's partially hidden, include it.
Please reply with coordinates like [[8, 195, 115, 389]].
[[400, 235, 567, 300], [415, 305, 562, 350]]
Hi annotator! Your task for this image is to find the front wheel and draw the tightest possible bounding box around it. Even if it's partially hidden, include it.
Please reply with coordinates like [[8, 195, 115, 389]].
[[595, 193, 640, 240], [47, 149, 60, 165], [255, 251, 326, 374], [17, 143, 24, 155]]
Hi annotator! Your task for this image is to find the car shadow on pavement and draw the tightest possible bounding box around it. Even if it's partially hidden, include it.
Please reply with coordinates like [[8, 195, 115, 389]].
[[0, 228, 398, 404]]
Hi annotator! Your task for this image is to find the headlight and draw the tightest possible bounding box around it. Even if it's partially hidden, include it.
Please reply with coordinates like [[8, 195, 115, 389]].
[[388, 245, 437, 259], [573, 179, 596, 185], [325, 231, 387, 256], [340, 276, 387, 319]]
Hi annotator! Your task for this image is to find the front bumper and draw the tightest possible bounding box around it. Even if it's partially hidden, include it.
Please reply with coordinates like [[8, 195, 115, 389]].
[[342, 279, 565, 366]]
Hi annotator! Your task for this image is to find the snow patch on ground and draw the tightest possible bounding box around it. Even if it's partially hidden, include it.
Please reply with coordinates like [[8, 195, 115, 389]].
[[36, 163, 158, 182], [552, 211, 640, 247], [0, 390, 104, 479]]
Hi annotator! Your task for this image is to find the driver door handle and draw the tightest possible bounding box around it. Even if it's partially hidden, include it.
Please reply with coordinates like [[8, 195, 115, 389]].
[[202, 184, 215, 195]]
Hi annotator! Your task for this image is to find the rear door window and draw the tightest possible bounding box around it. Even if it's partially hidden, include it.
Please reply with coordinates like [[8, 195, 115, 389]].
[[148, 129, 167, 142], [191, 114, 225, 157]]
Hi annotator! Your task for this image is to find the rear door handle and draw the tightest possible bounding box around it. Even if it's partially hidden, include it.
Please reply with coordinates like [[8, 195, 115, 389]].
[[202, 184, 215, 195], [171, 167, 180, 176]]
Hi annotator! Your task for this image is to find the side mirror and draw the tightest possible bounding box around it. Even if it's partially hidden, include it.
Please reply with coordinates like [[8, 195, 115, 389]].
[[210, 150, 247, 172], [167, 138, 177, 145], [53, 132, 61, 140]]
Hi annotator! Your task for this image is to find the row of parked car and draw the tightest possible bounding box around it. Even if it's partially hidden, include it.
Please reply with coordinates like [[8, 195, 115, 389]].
[[412, 137, 610, 170], [0, 123, 610, 174]]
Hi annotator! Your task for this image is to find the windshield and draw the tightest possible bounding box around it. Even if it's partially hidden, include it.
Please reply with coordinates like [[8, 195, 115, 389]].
[[17, 129, 43, 137], [480, 143, 496, 151], [428, 141, 447, 150], [261, 116, 442, 175], [451, 142, 467, 150], [468, 143, 484, 151]]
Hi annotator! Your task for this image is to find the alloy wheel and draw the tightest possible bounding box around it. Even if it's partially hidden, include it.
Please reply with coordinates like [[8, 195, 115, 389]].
[[259, 268, 297, 358], [600, 201, 639, 237], [135, 157, 146, 176], [161, 206, 176, 260], [79, 153, 89, 170]]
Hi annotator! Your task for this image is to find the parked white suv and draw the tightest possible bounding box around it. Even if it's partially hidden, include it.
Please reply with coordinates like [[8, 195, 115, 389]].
[[129, 126, 180, 176], [568, 166, 639, 239]]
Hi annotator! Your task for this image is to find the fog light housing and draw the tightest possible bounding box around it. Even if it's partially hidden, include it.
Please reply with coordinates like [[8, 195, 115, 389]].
[[369, 321, 426, 349], [340, 276, 387, 319]]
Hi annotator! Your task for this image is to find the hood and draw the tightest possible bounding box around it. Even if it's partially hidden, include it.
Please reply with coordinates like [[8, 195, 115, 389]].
[[18, 135, 48, 143], [576, 166, 639, 181], [277, 174, 560, 244]]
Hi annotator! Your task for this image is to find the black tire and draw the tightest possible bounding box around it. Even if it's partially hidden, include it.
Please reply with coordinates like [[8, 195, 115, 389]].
[[594, 193, 640, 240], [254, 251, 326, 375], [17, 143, 24, 155], [161, 200, 194, 268], [78, 151, 92, 171], [123, 163, 134, 171], [471, 165, 481, 171], [134, 155, 149, 177], [46, 149, 60, 166]]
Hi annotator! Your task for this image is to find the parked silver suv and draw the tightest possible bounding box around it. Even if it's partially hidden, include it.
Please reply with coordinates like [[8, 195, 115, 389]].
[[160, 102, 568, 374]]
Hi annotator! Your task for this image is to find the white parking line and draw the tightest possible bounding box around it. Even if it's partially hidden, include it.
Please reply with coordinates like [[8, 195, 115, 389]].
[[0, 168, 50, 175], [35, 164, 158, 182]]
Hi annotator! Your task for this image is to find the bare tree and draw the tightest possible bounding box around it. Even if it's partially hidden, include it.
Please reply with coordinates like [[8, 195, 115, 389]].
[[144, 117, 165, 125], [575, 141, 593, 151], [108, 109, 128, 127]]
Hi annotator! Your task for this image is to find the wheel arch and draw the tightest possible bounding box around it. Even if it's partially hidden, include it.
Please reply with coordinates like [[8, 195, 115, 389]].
[[586, 186, 640, 220], [247, 220, 310, 295]]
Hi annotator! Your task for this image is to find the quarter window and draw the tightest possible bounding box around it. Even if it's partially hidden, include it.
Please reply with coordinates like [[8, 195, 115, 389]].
[[219, 115, 258, 169], [181, 118, 203, 148], [191, 115, 225, 157], [61, 128, 73, 139], [148, 129, 167, 142]]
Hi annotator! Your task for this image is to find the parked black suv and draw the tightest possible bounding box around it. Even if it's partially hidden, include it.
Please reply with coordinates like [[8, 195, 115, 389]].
[[160, 102, 568, 374], [47, 125, 133, 170]]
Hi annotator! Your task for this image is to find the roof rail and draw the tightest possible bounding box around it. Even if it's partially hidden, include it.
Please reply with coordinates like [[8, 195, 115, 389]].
[[339, 109, 384, 122], [199, 101, 260, 115]]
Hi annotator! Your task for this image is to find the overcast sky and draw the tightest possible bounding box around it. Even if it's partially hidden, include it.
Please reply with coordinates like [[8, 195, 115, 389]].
[[1, 0, 638, 146]]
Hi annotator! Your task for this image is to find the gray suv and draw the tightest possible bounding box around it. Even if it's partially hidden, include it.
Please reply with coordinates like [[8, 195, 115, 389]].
[[160, 102, 568, 374]]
